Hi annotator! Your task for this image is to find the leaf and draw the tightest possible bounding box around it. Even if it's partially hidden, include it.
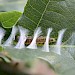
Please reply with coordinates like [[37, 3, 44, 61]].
[[63, 33, 75, 59], [17, 0, 75, 41], [3, 46, 75, 75], [0, 46, 3, 52], [0, 11, 22, 28]]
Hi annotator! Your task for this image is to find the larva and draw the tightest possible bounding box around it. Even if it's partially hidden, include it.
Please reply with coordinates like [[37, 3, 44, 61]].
[[15, 36, 56, 46], [25, 36, 56, 46]]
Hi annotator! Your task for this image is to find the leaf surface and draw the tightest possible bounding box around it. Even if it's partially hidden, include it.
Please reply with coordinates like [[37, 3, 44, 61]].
[[3, 46, 75, 75], [17, 0, 75, 41], [0, 11, 22, 28]]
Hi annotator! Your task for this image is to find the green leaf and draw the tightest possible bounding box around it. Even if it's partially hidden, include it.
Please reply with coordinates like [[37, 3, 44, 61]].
[[0, 11, 22, 28], [3, 46, 75, 75], [0, 46, 3, 52], [17, 0, 75, 41]]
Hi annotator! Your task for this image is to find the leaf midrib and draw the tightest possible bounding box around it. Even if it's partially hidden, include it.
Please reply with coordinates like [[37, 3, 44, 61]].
[[36, 0, 74, 28], [36, 0, 50, 28]]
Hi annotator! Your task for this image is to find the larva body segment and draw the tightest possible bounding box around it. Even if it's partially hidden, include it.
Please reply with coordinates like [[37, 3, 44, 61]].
[[25, 36, 56, 46], [15, 36, 56, 46]]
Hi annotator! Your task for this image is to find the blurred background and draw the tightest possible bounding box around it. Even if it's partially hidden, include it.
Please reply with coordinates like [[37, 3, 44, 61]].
[[0, 0, 28, 12]]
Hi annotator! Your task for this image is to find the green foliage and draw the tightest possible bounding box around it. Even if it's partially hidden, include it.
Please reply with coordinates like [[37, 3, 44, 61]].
[[17, 0, 75, 41], [0, 46, 3, 52], [0, 11, 22, 28]]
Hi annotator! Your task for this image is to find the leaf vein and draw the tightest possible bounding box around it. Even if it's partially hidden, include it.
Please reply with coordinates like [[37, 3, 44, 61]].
[[25, 15, 37, 25], [41, 0, 46, 5], [29, 2, 42, 15], [42, 18, 59, 26], [2, 16, 17, 24], [46, 10, 70, 24], [37, 0, 50, 27]]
